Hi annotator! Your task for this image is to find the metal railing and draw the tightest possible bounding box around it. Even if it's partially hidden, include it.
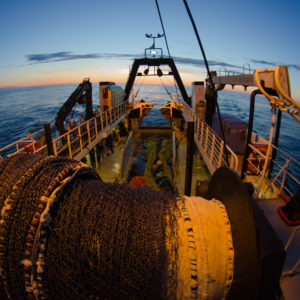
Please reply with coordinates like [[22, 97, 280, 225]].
[[246, 143, 300, 198], [0, 102, 127, 160], [0, 124, 58, 159], [179, 100, 239, 174], [194, 115, 238, 173], [181, 100, 194, 121]]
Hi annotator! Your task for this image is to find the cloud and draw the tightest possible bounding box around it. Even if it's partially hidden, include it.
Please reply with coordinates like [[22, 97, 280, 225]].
[[251, 59, 300, 71], [102, 53, 141, 60], [25, 52, 141, 64], [251, 59, 275, 66], [24, 52, 300, 73], [25, 51, 240, 70], [173, 56, 240, 69], [26, 52, 101, 63], [287, 64, 300, 71]]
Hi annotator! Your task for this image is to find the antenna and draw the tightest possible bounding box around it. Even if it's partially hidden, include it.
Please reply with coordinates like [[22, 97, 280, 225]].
[[145, 33, 164, 49], [145, 33, 164, 58]]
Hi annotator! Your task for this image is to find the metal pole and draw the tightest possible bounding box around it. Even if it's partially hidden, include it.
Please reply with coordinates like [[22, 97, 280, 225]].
[[182, 0, 214, 88], [241, 89, 260, 179], [44, 123, 54, 155], [184, 121, 194, 196], [182, 0, 229, 164], [258, 107, 277, 195], [269, 110, 282, 178], [155, 0, 171, 58]]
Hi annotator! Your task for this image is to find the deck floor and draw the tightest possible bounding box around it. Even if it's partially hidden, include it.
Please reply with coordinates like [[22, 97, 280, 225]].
[[256, 197, 300, 299], [94, 134, 211, 195], [88, 131, 300, 299], [95, 143, 123, 183], [175, 137, 211, 196]]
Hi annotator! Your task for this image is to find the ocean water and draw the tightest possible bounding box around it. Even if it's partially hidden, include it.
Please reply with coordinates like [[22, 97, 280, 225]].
[[0, 83, 299, 194]]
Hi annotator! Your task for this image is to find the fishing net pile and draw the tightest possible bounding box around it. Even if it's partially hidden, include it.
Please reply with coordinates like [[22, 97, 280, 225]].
[[0, 153, 261, 300], [0, 153, 178, 299]]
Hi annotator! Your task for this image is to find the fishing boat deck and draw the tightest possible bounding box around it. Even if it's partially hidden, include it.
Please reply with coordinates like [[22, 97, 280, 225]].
[[175, 136, 210, 195], [0, 64, 299, 299], [256, 197, 300, 298], [94, 126, 211, 194], [96, 144, 124, 182]]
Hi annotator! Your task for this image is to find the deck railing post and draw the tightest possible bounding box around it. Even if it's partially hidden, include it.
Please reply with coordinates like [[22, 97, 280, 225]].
[[210, 134, 215, 163], [67, 133, 72, 158], [100, 115, 103, 130], [280, 170, 287, 194], [196, 118, 200, 139], [200, 121, 204, 145], [218, 141, 224, 167], [204, 127, 209, 152], [32, 140, 36, 153], [87, 122, 91, 144], [94, 118, 98, 137], [78, 126, 83, 152], [53, 141, 57, 156]]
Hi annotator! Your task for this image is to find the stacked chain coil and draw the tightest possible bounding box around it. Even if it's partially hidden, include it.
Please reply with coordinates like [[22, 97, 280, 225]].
[[0, 153, 178, 300]]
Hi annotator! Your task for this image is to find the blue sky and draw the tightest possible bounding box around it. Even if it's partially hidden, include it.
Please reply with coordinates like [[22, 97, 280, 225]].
[[0, 0, 300, 99]]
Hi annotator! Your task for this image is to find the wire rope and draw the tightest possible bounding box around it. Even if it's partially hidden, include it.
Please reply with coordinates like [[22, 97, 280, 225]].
[[182, 0, 229, 165], [159, 77, 173, 100], [155, 0, 179, 97]]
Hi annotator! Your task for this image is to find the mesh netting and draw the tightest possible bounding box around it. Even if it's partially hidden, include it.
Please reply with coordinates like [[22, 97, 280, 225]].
[[0, 153, 178, 299]]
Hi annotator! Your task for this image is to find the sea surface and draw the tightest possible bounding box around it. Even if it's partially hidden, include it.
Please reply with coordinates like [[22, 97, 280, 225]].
[[0, 83, 299, 194]]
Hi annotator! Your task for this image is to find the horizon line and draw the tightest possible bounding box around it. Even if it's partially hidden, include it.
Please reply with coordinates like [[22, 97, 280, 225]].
[[0, 80, 256, 98]]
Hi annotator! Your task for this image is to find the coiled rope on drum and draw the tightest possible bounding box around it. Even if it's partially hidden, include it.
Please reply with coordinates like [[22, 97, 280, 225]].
[[0, 154, 98, 299], [0, 153, 179, 299], [0, 154, 262, 299]]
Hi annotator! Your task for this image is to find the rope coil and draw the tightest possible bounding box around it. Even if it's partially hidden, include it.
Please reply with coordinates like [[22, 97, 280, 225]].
[[0, 153, 178, 299], [0, 154, 242, 300]]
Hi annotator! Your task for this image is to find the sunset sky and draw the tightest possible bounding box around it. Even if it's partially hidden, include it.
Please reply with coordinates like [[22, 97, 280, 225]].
[[1, 0, 300, 99]]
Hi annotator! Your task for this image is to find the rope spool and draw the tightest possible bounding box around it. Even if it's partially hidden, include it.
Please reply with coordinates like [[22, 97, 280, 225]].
[[0, 154, 259, 299]]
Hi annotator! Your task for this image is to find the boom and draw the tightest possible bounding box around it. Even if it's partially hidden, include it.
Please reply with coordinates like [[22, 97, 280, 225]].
[[55, 78, 93, 134]]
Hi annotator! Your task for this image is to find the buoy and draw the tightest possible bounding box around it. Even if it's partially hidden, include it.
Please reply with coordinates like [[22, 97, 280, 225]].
[[129, 176, 146, 188]]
